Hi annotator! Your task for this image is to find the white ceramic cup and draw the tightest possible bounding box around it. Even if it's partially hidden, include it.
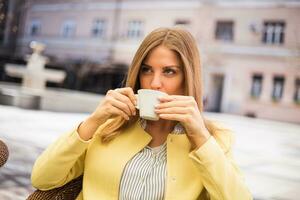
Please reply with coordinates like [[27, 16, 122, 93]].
[[135, 89, 167, 121]]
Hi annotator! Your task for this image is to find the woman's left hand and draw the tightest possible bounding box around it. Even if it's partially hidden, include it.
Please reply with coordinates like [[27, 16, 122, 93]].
[[155, 95, 210, 150]]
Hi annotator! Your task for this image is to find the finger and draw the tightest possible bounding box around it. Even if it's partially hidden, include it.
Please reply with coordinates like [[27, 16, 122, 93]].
[[111, 106, 130, 120], [158, 113, 187, 122], [110, 91, 136, 115], [115, 87, 137, 106], [158, 95, 191, 102], [114, 92, 136, 115], [155, 107, 192, 115], [155, 100, 193, 109], [109, 97, 132, 116]]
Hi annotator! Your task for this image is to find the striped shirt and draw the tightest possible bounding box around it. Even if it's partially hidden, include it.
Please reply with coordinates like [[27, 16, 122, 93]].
[[119, 119, 184, 200]]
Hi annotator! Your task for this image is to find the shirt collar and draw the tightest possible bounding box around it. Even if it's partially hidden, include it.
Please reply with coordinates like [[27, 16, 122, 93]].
[[139, 118, 184, 135]]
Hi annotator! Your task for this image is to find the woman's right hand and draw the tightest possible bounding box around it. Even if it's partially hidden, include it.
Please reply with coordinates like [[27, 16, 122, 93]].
[[90, 87, 137, 123], [78, 87, 137, 141]]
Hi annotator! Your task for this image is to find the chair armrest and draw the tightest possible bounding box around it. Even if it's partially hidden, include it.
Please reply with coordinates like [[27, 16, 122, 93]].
[[27, 175, 83, 200], [0, 139, 9, 167]]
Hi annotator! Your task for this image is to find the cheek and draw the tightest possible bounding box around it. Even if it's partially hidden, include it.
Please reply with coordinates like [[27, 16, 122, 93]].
[[165, 76, 185, 94], [139, 75, 150, 88]]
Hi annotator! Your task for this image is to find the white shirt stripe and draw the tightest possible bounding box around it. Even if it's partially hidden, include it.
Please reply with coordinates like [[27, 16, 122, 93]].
[[119, 143, 167, 200], [119, 119, 184, 200]]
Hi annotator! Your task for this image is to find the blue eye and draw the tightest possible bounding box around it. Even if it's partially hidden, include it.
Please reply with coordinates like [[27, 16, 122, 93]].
[[164, 68, 176, 75], [140, 65, 151, 74]]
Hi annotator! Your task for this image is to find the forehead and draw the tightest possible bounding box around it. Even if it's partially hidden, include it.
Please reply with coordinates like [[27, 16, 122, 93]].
[[143, 45, 181, 66]]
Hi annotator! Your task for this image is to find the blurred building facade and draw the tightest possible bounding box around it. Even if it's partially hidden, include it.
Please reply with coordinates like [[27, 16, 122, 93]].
[[0, 0, 23, 57], [16, 0, 300, 123]]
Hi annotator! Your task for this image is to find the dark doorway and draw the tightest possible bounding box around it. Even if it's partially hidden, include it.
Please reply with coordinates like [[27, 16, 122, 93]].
[[209, 74, 224, 112]]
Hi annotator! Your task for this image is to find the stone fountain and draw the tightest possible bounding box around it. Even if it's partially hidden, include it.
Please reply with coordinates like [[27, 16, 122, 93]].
[[0, 41, 66, 109], [0, 41, 103, 112]]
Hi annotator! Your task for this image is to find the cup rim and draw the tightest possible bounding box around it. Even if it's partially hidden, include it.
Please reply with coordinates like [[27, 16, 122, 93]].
[[137, 89, 167, 95]]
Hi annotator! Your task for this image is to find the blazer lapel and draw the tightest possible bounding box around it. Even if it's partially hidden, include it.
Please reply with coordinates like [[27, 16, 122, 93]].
[[106, 121, 152, 197]]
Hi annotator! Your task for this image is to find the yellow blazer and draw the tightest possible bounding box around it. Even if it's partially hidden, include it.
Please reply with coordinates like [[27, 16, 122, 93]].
[[31, 120, 252, 200]]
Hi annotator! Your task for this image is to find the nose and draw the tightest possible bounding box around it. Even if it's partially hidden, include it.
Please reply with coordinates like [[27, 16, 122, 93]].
[[150, 73, 162, 90]]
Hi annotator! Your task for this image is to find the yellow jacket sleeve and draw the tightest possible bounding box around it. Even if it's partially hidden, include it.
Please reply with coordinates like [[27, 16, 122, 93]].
[[31, 128, 90, 190], [189, 129, 253, 200]]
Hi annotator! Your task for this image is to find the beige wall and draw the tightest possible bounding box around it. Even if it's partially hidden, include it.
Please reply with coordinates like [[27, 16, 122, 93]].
[[197, 5, 300, 47], [16, 0, 300, 123]]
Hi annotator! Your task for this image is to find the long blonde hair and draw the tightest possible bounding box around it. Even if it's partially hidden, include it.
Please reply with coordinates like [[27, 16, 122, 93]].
[[100, 27, 206, 142]]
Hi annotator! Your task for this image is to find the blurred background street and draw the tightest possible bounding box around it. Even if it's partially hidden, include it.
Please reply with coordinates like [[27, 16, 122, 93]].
[[0, 104, 300, 200]]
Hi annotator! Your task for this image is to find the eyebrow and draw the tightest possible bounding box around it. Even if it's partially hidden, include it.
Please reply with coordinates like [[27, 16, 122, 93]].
[[141, 63, 181, 69]]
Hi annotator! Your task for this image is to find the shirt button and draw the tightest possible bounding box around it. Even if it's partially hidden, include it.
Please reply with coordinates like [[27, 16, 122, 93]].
[[171, 177, 176, 181]]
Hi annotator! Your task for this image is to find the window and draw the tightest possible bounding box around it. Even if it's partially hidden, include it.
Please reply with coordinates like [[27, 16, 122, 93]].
[[127, 20, 143, 39], [174, 19, 190, 29], [251, 74, 263, 98], [175, 19, 190, 26], [29, 20, 41, 36], [262, 21, 285, 44], [92, 19, 106, 38], [62, 20, 76, 38], [272, 76, 285, 101], [294, 78, 300, 103], [215, 21, 234, 41]]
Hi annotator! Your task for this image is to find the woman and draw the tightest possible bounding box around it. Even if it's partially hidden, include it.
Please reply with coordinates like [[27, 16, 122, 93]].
[[31, 27, 252, 200]]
